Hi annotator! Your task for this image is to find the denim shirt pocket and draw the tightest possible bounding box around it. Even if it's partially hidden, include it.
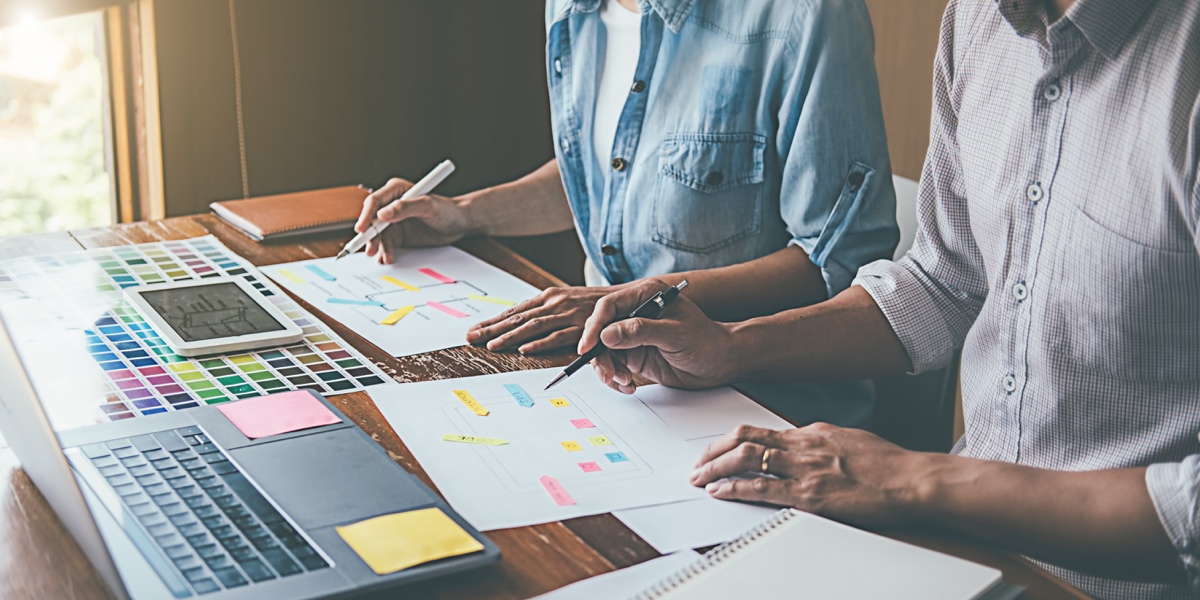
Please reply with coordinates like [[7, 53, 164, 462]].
[[652, 132, 766, 254]]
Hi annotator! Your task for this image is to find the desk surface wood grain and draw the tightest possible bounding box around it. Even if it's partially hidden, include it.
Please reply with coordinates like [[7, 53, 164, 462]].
[[0, 215, 1088, 600]]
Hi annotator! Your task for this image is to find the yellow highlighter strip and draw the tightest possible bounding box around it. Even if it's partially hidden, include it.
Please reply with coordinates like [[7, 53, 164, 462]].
[[381, 276, 419, 291], [452, 390, 490, 416], [442, 434, 507, 446], [380, 305, 415, 326], [467, 294, 517, 307]]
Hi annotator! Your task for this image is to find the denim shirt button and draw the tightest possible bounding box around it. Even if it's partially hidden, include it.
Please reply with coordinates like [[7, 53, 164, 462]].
[[705, 171, 724, 186], [554, 58, 563, 76], [601, 244, 618, 256], [611, 157, 627, 171], [848, 171, 866, 193], [630, 80, 647, 94]]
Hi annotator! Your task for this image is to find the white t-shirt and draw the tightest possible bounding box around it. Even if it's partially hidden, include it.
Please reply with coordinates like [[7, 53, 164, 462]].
[[592, 0, 642, 175]]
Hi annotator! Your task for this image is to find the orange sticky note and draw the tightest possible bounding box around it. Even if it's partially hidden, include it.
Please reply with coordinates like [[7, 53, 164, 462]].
[[217, 391, 340, 439]]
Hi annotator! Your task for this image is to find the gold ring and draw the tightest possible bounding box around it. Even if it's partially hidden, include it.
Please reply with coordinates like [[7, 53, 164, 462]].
[[761, 448, 772, 474]]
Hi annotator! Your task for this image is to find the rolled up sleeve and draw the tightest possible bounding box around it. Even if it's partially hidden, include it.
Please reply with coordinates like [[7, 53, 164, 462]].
[[1147, 459, 1200, 587]]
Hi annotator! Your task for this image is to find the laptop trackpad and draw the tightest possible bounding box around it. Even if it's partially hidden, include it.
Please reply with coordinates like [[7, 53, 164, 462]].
[[229, 429, 437, 529]]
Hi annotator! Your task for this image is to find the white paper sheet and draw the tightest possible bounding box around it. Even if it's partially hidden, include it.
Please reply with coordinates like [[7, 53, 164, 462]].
[[530, 550, 700, 600], [260, 247, 539, 357], [613, 386, 793, 553], [368, 369, 705, 531]]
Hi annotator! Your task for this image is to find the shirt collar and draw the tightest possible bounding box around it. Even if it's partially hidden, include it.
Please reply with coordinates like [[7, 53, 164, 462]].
[[994, 0, 1158, 60], [571, 0, 697, 33]]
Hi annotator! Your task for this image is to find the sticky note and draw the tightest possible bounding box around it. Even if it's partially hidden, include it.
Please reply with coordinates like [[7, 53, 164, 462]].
[[549, 398, 570, 408], [418, 267, 456, 284], [452, 390, 489, 416], [305, 264, 337, 281], [442, 434, 507, 446], [578, 462, 602, 473], [381, 276, 419, 291], [467, 294, 516, 307], [570, 418, 595, 429], [560, 441, 582, 452], [427, 300, 469, 318], [587, 435, 612, 447], [503, 383, 534, 407], [605, 452, 629, 463], [381, 306, 415, 325], [336, 508, 484, 575], [328, 297, 385, 307], [278, 269, 306, 284], [539, 475, 575, 506], [217, 391, 341, 439]]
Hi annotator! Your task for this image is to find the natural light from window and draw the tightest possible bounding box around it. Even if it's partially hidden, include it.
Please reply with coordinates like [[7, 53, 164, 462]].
[[0, 11, 112, 236]]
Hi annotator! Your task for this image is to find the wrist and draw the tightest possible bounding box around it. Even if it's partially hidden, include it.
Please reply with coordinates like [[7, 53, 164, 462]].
[[723, 319, 762, 382], [454, 190, 489, 237], [895, 451, 964, 522]]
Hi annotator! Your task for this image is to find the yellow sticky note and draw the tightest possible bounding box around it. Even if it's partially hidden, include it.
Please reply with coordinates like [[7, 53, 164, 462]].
[[466, 294, 517, 307], [587, 435, 612, 447], [442, 434, 507, 446], [560, 441, 582, 452], [336, 508, 484, 575], [278, 269, 306, 284], [549, 398, 570, 408], [380, 306, 415, 326], [381, 276, 419, 291], [453, 390, 490, 416]]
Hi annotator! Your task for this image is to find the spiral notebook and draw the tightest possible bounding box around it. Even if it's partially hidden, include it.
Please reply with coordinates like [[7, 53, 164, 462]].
[[629, 509, 1025, 600]]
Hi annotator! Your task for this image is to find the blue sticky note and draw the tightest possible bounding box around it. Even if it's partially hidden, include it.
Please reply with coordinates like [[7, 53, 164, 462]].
[[605, 452, 628, 463], [327, 297, 384, 307], [306, 264, 337, 281], [503, 384, 534, 408]]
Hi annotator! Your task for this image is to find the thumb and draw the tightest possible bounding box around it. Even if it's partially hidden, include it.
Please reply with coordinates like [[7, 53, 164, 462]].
[[599, 317, 676, 351]]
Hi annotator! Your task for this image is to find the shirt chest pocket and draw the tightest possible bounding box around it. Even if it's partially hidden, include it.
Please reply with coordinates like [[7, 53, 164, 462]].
[[652, 132, 766, 254], [1047, 206, 1200, 382]]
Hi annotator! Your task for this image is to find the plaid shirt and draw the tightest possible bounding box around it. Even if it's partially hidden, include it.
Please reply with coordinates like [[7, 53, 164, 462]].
[[853, 1, 1200, 598]]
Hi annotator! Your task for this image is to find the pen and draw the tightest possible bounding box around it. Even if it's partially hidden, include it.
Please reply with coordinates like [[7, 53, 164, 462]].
[[544, 280, 688, 390], [336, 159, 457, 259]]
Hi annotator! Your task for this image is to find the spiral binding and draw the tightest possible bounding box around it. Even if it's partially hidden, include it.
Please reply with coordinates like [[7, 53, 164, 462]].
[[629, 508, 801, 600]]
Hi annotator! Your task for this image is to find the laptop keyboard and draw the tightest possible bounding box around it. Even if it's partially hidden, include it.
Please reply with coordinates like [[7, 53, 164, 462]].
[[79, 426, 328, 595]]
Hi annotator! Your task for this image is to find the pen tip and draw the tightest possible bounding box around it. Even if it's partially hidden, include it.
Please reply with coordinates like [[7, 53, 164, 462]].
[[335, 250, 347, 260], [544, 372, 567, 391]]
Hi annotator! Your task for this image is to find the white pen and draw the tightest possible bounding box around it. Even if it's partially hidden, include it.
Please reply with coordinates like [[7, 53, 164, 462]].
[[336, 159, 456, 259]]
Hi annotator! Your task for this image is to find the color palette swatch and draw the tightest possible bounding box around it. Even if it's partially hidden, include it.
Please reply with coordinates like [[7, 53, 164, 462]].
[[0, 236, 389, 424]]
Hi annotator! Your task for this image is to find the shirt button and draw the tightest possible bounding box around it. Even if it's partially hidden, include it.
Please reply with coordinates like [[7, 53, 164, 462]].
[[630, 80, 647, 94], [554, 58, 563, 76], [611, 157, 627, 171], [1012, 282, 1028, 301], [560, 137, 570, 153], [600, 244, 618, 256], [705, 171, 724, 186], [1002, 375, 1017, 393], [1044, 82, 1061, 101], [1026, 183, 1043, 202], [848, 171, 866, 193]]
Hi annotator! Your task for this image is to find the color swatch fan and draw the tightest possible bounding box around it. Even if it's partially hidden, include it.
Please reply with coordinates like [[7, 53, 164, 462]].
[[0, 236, 389, 430]]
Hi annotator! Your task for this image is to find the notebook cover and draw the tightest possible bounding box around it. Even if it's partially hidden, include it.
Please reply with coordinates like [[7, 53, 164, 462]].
[[209, 185, 369, 241]]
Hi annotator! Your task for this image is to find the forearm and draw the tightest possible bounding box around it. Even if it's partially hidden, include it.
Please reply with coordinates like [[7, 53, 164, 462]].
[[905, 455, 1181, 583], [655, 246, 827, 322], [460, 159, 575, 237], [726, 285, 912, 381]]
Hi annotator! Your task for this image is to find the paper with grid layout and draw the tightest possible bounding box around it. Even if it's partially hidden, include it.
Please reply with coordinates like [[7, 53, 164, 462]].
[[0, 236, 389, 430], [259, 248, 540, 357], [369, 370, 706, 530]]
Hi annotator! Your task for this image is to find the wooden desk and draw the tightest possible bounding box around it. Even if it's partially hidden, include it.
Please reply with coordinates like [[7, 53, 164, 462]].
[[0, 215, 1089, 599]]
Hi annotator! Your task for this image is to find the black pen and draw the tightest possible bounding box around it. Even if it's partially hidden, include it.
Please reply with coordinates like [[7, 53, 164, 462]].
[[544, 280, 688, 390]]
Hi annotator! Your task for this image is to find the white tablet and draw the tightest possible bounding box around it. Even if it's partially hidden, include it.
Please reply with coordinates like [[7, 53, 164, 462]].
[[123, 276, 304, 357]]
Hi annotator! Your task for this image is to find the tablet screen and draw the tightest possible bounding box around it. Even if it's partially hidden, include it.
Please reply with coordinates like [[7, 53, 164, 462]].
[[137, 282, 287, 342]]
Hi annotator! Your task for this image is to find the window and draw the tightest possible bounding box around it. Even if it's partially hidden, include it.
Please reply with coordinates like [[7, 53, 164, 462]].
[[0, 10, 114, 235]]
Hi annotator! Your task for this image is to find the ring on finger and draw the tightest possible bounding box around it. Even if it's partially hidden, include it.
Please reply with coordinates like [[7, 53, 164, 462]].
[[761, 447, 772, 474]]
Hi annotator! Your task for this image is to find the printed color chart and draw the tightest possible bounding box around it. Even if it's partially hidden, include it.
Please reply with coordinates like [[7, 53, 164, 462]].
[[0, 236, 389, 424]]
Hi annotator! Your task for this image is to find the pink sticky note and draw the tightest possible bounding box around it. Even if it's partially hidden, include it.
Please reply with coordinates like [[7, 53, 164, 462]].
[[538, 475, 575, 506], [426, 300, 469, 318], [578, 462, 601, 473], [217, 391, 341, 439], [418, 268, 456, 284], [570, 419, 595, 429]]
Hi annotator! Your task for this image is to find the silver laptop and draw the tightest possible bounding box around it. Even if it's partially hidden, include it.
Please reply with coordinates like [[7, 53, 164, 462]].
[[0, 312, 499, 599]]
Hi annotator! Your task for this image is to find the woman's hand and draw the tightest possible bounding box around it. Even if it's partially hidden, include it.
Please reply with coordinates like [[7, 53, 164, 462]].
[[467, 286, 615, 354], [355, 177, 474, 264], [690, 423, 928, 527]]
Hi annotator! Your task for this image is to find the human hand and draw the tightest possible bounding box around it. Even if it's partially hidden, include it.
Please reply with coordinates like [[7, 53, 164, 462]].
[[467, 286, 615, 354], [578, 279, 741, 393], [355, 177, 474, 264], [689, 423, 926, 527]]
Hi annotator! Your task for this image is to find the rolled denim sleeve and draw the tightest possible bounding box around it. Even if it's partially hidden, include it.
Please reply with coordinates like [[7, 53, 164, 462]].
[[1147, 459, 1200, 587], [851, 1, 987, 374], [777, 0, 898, 298]]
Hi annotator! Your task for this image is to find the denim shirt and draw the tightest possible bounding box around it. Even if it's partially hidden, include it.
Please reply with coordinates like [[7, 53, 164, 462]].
[[545, 0, 898, 296]]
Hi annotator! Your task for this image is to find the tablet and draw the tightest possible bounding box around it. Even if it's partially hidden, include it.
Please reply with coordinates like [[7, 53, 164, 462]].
[[123, 276, 304, 357]]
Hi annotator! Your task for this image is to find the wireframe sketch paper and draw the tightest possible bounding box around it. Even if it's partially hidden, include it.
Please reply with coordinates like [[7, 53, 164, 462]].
[[368, 369, 706, 530], [260, 247, 540, 357]]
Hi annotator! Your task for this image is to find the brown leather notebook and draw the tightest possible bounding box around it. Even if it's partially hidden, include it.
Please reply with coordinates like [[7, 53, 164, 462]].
[[209, 186, 370, 242]]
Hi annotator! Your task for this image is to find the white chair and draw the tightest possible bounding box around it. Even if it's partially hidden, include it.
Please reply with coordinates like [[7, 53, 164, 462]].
[[892, 174, 920, 260]]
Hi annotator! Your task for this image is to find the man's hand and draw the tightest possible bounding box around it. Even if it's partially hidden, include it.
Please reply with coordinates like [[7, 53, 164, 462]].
[[690, 423, 925, 527], [467, 286, 616, 354], [355, 177, 474, 264], [578, 279, 742, 393]]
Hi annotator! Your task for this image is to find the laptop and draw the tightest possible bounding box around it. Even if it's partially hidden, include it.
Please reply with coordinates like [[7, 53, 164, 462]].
[[0, 312, 499, 599]]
